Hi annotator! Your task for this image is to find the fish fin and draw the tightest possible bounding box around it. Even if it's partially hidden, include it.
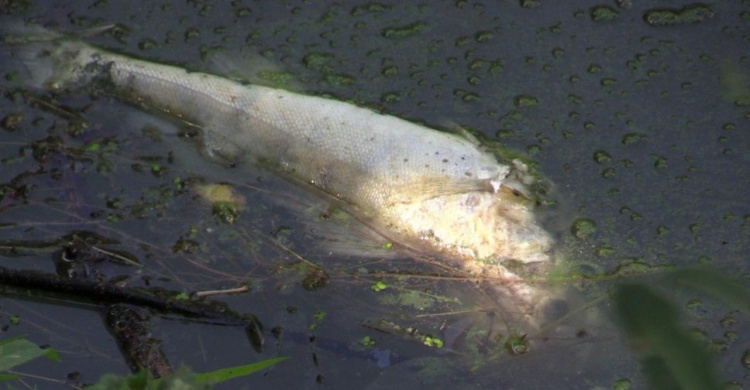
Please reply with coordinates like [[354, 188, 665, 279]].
[[438, 120, 485, 147], [306, 210, 405, 259], [1, 22, 114, 43], [70, 24, 117, 39], [206, 50, 303, 91], [237, 164, 406, 260], [257, 180, 405, 260], [1, 21, 62, 43], [500, 159, 553, 201], [439, 122, 544, 199], [1, 28, 56, 89], [206, 50, 253, 82], [1, 23, 115, 91], [124, 109, 183, 138], [384, 177, 495, 205], [1, 27, 71, 90]]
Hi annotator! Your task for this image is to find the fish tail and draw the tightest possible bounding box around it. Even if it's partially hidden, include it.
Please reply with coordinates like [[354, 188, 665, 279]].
[[1, 24, 50, 89], [1, 22, 110, 91]]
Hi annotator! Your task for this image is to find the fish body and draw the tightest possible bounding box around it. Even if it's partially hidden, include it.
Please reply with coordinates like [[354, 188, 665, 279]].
[[5, 28, 554, 316]]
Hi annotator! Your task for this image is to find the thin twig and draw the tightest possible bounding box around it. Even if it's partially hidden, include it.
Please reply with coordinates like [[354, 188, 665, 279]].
[[273, 240, 321, 269], [5, 370, 68, 385], [88, 245, 143, 267], [194, 286, 250, 297]]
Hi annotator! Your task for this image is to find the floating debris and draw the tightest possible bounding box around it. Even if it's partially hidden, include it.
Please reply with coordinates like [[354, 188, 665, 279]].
[[302, 267, 330, 291], [193, 183, 246, 224]]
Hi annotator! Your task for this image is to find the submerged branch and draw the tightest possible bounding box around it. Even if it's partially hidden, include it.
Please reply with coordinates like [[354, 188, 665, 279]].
[[106, 303, 172, 379], [0, 266, 255, 326]]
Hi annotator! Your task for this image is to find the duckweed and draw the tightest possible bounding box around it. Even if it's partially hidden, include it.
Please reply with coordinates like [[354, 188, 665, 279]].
[[590, 6, 619, 22], [504, 335, 529, 355], [381, 22, 428, 39], [644, 4, 714, 26], [571, 218, 597, 239], [513, 95, 539, 108]]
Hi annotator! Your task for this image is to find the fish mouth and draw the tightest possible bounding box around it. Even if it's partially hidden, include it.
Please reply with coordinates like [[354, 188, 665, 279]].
[[510, 226, 555, 264], [482, 215, 555, 262]]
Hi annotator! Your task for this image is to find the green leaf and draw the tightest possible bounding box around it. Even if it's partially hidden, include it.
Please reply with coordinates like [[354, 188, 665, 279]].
[[0, 374, 20, 382], [193, 357, 288, 384], [0, 337, 60, 372], [43, 345, 61, 362], [613, 283, 722, 390], [88, 367, 209, 390], [87, 370, 153, 390], [671, 267, 750, 313]]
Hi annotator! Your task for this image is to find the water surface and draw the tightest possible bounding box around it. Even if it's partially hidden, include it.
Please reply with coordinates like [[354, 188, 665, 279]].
[[0, 1, 748, 388]]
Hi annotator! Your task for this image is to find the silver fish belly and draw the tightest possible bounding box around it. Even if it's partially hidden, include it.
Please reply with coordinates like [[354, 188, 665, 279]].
[[8, 31, 554, 313]]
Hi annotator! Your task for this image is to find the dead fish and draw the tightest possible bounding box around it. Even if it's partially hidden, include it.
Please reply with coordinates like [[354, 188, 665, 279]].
[[3, 24, 555, 324]]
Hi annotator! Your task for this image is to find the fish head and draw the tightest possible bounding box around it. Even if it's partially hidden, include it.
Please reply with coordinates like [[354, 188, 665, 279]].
[[386, 184, 554, 267]]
